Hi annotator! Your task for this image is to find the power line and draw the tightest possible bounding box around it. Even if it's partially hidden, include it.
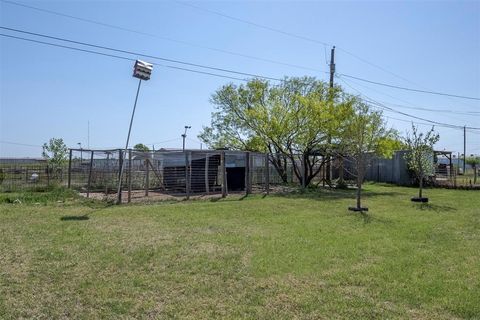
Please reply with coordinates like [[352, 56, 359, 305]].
[[0, 0, 322, 73], [337, 75, 480, 130], [336, 74, 479, 117], [0, 26, 287, 82], [372, 101, 480, 117], [339, 73, 480, 101], [5, 31, 476, 133], [175, 0, 330, 46], [174, 0, 479, 99], [0, 140, 43, 148], [0, 33, 250, 82]]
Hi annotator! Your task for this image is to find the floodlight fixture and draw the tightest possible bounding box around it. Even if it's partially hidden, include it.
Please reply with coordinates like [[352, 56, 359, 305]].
[[133, 60, 153, 80]]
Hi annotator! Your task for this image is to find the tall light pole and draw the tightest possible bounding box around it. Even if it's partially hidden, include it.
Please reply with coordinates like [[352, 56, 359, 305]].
[[182, 125, 191, 151], [116, 60, 153, 204]]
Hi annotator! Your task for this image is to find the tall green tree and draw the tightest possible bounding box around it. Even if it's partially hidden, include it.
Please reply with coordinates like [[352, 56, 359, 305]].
[[199, 77, 354, 186], [404, 125, 440, 199], [341, 101, 392, 211], [42, 138, 68, 178]]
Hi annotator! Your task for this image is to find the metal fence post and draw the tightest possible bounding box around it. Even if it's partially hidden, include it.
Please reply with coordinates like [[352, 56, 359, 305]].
[[67, 149, 72, 188], [221, 151, 227, 198], [145, 157, 150, 197], [128, 150, 132, 203], [205, 154, 209, 194], [185, 151, 190, 199], [265, 153, 270, 195], [87, 151, 94, 198], [117, 149, 123, 204], [245, 152, 250, 195]]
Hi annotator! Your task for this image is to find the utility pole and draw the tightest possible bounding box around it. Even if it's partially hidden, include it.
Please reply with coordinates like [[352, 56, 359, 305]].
[[326, 46, 335, 183], [329, 46, 336, 88], [463, 125, 466, 174]]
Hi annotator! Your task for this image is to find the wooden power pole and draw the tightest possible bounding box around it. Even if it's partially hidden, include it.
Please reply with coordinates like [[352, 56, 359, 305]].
[[326, 46, 335, 183], [329, 46, 336, 88]]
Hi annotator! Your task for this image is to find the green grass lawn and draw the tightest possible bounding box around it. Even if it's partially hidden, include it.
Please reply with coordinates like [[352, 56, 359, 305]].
[[1, 184, 479, 319]]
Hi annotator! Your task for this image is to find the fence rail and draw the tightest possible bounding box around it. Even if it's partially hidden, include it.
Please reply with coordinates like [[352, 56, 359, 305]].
[[1, 150, 477, 196]]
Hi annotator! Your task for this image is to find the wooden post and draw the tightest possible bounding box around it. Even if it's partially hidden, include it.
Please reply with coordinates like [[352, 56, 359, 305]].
[[265, 153, 270, 195], [245, 152, 250, 195], [145, 158, 150, 197], [205, 154, 209, 194], [105, 152, 110, 196], [185, 152, 190, 199], [189, 151, 192, 195], [221, 151, 227, 198], [86, 151, 94, 198], [67, 149, 72, 188], [46, 165, 50, 187], [117, 149, 123, 204], [128, 150, 132, 203]]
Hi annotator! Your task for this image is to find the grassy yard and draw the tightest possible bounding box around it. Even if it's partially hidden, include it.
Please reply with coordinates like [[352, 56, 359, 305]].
[[0, 184, 479, 319]]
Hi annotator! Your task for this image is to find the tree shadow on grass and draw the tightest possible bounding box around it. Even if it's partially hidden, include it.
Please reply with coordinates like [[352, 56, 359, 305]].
[[60, 203, 115, 221], [416, 203, 457, 213], [274, 187, 403, 202], [347, 210, 394, 225]]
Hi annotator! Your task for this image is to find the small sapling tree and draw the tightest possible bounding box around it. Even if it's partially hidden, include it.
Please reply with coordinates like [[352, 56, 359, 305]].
[[404, 125, 439, 202], [466, 155, 480, 184], [342, 100, 389, 212], [42, 138, 68, 179]]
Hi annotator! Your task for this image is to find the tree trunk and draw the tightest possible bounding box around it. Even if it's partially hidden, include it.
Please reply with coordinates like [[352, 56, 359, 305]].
[[339, 157, 344, 185], [419, 174, 423, 198], [356, 155, 364, 209], [270, 154, 288, 183], [356, 179, 362, 209]]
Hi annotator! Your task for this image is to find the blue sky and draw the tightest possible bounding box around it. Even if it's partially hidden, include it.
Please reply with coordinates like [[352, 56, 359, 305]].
[[1, 0, 479, 157]]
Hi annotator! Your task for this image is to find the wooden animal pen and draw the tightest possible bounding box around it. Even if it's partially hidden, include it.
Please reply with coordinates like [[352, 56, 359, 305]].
[[67, 148, 280, 203]]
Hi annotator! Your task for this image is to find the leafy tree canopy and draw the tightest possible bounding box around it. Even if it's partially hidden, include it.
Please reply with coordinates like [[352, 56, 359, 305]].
[[404, 125, 440, 198], [200, 77, 362, 185], [339, 102, 393, 209], [42, 138, 68, 168], [133, 143, 150, 152]]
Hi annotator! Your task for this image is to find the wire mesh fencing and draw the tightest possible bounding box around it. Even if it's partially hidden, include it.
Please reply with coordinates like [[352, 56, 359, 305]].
[[0, 159, 64, 192]]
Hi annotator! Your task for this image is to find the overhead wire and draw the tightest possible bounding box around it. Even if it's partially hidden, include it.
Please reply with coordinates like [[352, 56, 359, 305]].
[[336, 75, 480, 130], [4, 0, 479, 102], [0, 33, 249, 82], [0, 26, 286, 82], [0, 140, 44, 148], [174, 0, 480, 101], [3, 31, 478, 132], [336, 74, 479, 119], [338, 73, 480, 101], [0, 0, 323, 73]]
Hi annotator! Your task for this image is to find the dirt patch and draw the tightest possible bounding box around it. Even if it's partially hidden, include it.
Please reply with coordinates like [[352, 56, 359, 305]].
[[79, 190, 228, 204]]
